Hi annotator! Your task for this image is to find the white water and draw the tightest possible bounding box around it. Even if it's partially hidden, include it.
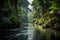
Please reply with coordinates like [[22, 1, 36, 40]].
[[27, 23, 34, 40], [27, 0, 34, 40], [8, 0, 34, 40]]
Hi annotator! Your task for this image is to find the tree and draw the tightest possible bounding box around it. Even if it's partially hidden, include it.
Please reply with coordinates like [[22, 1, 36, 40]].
[[32, 0, 60, 40]]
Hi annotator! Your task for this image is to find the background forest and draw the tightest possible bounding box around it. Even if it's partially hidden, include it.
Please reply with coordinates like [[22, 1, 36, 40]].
[[32, 0, 60, 40], [0, 0, 60, 40]]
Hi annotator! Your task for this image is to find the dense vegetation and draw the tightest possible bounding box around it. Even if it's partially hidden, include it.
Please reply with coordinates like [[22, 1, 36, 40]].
[[32, 0, 60, 30], [0, 0, 24, 40], [0, 0, 60, 40], [32, 0, 60, 40], [0, 0, 23, 29]]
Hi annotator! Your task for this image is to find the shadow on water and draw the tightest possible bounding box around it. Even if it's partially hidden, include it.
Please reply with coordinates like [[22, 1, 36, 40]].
[[33, 24, 60, 40]]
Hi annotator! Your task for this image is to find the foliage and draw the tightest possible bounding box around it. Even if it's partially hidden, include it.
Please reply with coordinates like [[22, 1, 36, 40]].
[[32, 0, 60, 40], [32, 0, 60, 31], [0, 0, 23, 29]]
